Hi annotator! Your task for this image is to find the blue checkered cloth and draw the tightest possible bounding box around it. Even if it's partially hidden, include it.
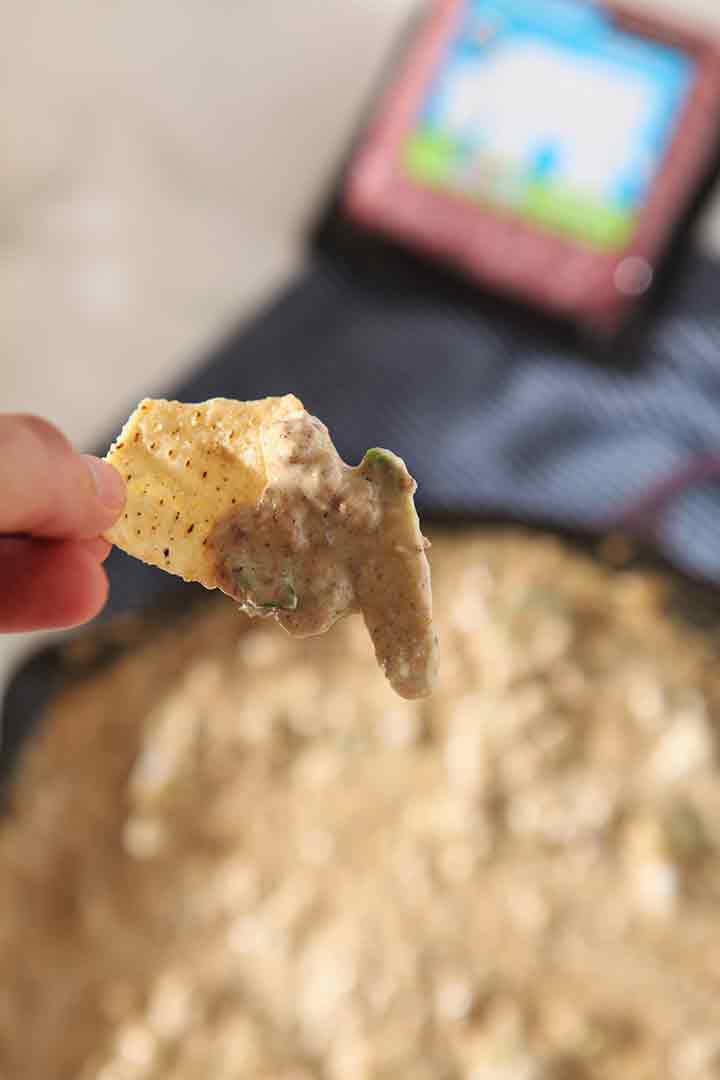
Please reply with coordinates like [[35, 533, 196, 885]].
[[101, 249, 720, 616]]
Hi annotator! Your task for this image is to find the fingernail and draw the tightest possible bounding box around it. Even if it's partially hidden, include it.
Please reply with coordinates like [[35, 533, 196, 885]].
[[83, 456, 126, 510]]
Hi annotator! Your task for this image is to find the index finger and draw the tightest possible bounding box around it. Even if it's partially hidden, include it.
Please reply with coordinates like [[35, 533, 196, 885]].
[[0, 415, 126, 539]]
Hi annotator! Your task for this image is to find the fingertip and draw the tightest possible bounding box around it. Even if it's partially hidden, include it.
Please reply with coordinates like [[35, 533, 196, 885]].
[[42, 543, 110, 629], [0, 415, 127, 540], [68, 554, 110, 626], [82, 456, 127, 515], [80, 537, 113, 564], [0, 539, 110, 632]]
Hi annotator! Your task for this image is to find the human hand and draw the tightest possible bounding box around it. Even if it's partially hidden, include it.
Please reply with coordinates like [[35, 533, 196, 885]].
[[0, 415, 126, 632]]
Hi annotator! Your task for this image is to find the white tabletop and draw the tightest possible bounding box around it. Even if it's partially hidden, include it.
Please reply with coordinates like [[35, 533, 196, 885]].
[[2, 0, 720, 696]]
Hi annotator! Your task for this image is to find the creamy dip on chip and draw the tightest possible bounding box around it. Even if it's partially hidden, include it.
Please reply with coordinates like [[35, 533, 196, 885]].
[[208, 410, 437, 699], [105, 397, 437, 699]]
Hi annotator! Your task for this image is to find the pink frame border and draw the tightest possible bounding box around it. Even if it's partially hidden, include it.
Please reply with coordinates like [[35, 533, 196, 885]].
[[344, 0, 720, 332]]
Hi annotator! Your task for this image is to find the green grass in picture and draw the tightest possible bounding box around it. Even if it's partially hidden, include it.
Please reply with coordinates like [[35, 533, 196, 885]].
[[404, 130, 635, 253], [404, 130, 460, 186], [521, 181, 635, 252]]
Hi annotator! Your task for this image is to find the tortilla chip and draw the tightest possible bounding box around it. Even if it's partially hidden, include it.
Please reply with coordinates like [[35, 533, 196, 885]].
[[104, 396, 304, 588]]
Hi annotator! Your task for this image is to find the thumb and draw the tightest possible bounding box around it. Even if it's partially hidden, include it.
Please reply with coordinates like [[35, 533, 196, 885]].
[[0, 415, 126, 539]]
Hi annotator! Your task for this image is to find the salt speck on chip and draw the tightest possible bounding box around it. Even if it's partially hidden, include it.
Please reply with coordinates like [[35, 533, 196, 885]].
[[104, 395, 304, 588]]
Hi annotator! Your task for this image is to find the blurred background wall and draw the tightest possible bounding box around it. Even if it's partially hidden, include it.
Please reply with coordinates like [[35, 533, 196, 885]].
[[3, 0, 720, 691]]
